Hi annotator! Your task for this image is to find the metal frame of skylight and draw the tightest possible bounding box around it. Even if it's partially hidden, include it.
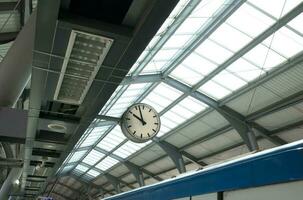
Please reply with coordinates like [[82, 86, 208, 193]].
[[58, 0, 246, 183], [57, 0, 203, 179], [95, 1, 303, 191], [56, 0, 303, 197], [58, 0, 244, 181]]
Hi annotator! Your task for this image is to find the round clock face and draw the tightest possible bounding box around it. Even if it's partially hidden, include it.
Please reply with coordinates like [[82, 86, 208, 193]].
[[120, 103, 161, 143]]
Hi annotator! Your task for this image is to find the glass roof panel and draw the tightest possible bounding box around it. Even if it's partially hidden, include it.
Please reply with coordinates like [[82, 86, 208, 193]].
[[75, 164, 89, 173], [105, 83, 151, 117], [68, 150, 87, 163], [209, 23, 252, 52], [212, 70, 247, 91], [61, 165, 74, 174], [157, 96, 207, 137], [198, 80, 231, 100], [226, 58, 265, 82], [243, 43, 286, 71], [113, 140, 151, 159], [170, 64, 204, 86], [87, 169, 101, 177], [288, 13, 303, 34], [226, 3, 275, 38], [142, 61, 168, 74], [79, 126, 110, 148], [141, 83, 183, 113], [170, 52, 217, 86], [138, 0, 227, 75], [248, 0, 302, 18], [95, 156, 119, 171], [190, 0, 226, 18], [175, 18, 208, 35], [248, 0, 286, 19], [97, 126, 126, 152], [82, 149, 105, 166], [162, 35, 192, 49], [263, 27, 303, 58], [195, 39, 233, 65]]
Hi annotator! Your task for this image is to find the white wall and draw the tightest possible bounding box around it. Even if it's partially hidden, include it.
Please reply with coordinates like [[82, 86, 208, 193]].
[[224, 180, 303, 200]]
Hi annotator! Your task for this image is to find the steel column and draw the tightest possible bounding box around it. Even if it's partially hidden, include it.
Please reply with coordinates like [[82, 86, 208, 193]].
[[124, 162, 145, 187], [156, 140, 186, 173], [104, 174, 121, 193]]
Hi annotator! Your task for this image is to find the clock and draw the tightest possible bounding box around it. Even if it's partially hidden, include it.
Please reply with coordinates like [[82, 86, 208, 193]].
[[120, 103, 161, 143]]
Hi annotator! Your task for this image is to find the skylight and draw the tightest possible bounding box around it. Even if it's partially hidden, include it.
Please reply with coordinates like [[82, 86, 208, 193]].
[[82, 149, 105, 166], [103, 83, 151, 118], [158, 96, 207, 137], [68, 150, 87, 164], [95, 156, 119, 171], [113, 141, 151, 159], [131, 0, 226, 75], [141, 83, 183, 113], [79, 126, 110, 148], [58, 0, 303, 181], [86, 169, 101, 177], [75, 164, 89, 173], [97, 126, 126, 152]]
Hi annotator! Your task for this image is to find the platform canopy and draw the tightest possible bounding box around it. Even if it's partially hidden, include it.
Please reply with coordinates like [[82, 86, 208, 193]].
[[40, 0, 303, 199]]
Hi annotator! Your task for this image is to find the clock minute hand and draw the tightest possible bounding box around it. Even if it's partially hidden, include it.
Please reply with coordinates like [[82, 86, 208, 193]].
[[138, 107, 146, 125], [133, 114, 146, 125]]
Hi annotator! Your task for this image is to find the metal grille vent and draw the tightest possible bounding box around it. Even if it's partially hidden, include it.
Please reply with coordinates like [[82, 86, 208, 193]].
[[54, 30, 113, 104]]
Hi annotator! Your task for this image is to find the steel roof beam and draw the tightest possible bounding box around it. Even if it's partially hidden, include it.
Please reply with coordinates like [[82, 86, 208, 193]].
[[250, 123, 287, 146], [163, 77, 259, 151], [104, 174, 121, 194], [155, 140, 186, 173], [94, 147, 163, 182], [124, 162, 145, 187]]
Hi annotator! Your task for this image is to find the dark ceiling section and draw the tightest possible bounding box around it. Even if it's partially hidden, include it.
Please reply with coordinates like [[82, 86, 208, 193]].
[[66, 0, 134, 25], [21, 0, 180, 197]]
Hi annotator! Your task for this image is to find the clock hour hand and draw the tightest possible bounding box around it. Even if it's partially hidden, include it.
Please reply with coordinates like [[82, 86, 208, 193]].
[[133, 114, 146, 125]]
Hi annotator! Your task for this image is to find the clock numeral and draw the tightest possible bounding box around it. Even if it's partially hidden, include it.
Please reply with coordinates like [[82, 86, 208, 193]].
[[143, 105, 145, 110], [140, 134, 143, 138], [135, 106, 138, 110], [152, 129, 156, 133], [133, 131, 136, 135], [126, 118, 130, 120], [129, 111, 133, 114], [154, 122, 158, 125], [127, 125, 132, 128], [149, 109, 152, 112], [153, 115, 156, 118], [147, 133, 150, 137]]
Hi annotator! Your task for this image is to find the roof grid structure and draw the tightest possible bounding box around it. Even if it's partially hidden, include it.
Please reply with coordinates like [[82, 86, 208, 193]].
[[55, 0, 303, 198]]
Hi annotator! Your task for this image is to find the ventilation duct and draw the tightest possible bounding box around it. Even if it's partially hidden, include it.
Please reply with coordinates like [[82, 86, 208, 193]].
[[54, 30, 113, 105]]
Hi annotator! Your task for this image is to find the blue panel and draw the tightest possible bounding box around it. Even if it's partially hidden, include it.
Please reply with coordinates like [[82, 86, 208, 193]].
[[106, 141, 303, 200]]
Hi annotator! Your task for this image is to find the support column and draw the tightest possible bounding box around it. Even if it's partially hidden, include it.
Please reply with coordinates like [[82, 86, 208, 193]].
[[104, 174, 121, 193], [217, 106, 259, 151], [156, 141, 186, 173], [0, 168, 22, 200], [124, 162, 145, 187]]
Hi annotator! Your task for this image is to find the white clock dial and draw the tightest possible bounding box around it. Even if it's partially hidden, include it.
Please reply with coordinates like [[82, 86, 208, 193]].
[[121, 103, 161, 143]]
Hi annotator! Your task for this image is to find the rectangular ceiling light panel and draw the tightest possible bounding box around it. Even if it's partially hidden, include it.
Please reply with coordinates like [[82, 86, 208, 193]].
[[54, 30, 113, 104]]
